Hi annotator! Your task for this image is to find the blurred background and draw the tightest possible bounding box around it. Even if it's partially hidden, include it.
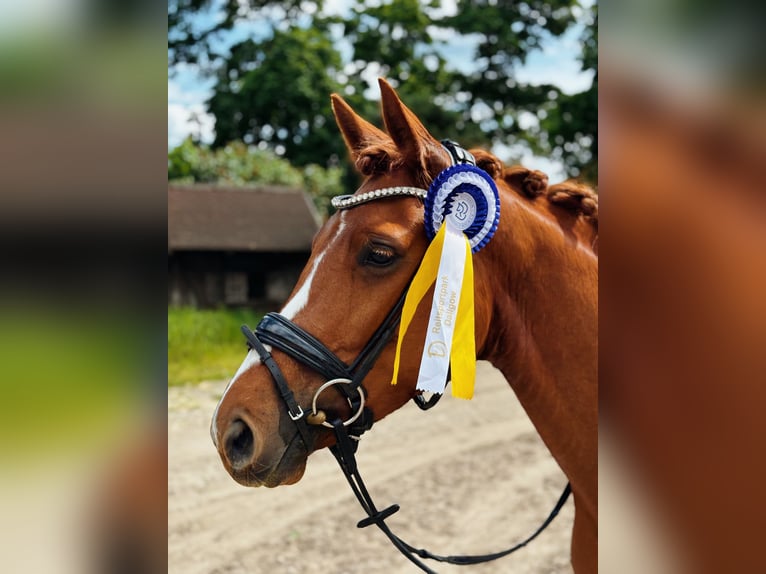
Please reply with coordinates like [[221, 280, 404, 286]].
[[599, 1, 766, 573], [0, 0, 167, 572], [168, 0, 597, 194]]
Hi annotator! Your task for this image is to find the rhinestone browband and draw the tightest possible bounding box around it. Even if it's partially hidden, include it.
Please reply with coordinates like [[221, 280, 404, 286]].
[[331, 186, 428, 210]]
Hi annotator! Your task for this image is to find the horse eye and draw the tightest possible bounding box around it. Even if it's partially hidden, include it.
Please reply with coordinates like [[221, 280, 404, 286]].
[[364, 246, 396, 267]]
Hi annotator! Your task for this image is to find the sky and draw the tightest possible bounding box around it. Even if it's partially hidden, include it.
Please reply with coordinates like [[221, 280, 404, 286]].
[[168, 0, 595, 180]]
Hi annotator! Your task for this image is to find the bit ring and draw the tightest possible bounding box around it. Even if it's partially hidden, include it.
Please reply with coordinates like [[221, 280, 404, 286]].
[[310, 378, 366, 429]]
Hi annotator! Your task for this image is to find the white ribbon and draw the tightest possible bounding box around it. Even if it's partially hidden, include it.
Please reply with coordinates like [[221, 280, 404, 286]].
[[416, 220, 468, 394]]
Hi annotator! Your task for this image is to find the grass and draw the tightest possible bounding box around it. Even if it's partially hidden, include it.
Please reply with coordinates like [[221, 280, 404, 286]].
[[0, 305, 150, 457], [168, 307, 263, 386]]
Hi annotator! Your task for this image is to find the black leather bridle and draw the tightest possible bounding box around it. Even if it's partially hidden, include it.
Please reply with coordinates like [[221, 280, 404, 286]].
[[240, 288, 408, 451], [238, 141, 571, 573]]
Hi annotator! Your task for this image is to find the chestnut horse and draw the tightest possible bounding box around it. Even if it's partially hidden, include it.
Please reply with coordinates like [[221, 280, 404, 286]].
[[211, 79, 597, 572]]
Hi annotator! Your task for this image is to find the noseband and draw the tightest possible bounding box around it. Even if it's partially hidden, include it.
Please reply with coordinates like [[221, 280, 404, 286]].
[[238, 142, 571, 573], [240, 289, 407, 450]]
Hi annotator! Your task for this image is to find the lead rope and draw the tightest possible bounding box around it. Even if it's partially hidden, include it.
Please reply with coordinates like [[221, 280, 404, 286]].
[[329, 418, 572, 572]]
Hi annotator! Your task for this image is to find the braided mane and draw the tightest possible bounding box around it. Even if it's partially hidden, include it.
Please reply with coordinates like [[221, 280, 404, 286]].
[[471, 150, 598, 238], [547, 180, 599, 228]]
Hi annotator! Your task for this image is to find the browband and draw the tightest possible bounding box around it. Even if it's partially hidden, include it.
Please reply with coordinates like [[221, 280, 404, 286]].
[[330, 140, 475, 211], [331, 186, 427, 210]]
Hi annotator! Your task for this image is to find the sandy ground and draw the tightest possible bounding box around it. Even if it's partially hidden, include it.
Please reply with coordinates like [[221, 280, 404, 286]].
[[169, 361, 574, 574]]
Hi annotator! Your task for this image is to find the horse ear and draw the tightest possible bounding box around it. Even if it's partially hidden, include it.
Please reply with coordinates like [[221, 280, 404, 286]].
[[331, 93, 389, 162], [378, 78, 443, 171]]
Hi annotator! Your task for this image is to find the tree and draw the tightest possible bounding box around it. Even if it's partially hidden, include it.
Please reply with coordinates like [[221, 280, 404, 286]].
[[169, 1, 598, 181], [207, 26, 345, 166], [338, 0, 486, 147], [168, 0, 307, 68], [537, 2, 597, 180]]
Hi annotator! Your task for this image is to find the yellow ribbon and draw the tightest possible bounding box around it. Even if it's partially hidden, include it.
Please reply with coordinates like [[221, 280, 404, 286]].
[[391, 222, 476, 399]]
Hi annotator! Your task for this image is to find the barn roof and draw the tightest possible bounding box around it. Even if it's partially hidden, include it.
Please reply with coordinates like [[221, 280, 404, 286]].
[[168, 185, 321, 252]]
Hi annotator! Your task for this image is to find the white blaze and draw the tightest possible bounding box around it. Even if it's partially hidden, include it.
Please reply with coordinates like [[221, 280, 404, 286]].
[[210, 213, 346, 446], [280, 252, 325, 321], [281, 214, 346, 320]]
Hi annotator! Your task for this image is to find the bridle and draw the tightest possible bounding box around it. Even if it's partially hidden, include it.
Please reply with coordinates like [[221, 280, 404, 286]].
[[239, 141, 571, 573], [241, 290, 406, 451]]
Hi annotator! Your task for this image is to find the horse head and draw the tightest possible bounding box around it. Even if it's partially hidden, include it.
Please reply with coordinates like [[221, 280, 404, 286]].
[[210, 80, 457, 486], [210, 80, 597, 503]]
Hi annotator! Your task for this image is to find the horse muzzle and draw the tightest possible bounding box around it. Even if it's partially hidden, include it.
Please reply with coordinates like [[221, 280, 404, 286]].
[[218, 415, 308, 488]]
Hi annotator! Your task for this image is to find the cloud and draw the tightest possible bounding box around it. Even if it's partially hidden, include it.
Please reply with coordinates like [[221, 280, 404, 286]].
[[168, 102, 215, 148], [168, 76, 216, 148]]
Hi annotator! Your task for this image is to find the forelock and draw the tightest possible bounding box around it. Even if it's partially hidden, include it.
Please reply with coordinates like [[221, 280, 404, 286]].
[[354, 141, 404, 177]]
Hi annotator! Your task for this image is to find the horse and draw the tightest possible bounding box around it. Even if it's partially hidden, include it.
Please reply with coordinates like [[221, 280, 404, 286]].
[[211, 78, 598, 573]]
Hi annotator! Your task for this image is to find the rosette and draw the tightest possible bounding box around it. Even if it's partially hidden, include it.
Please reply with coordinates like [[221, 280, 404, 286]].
[[424, 164, 500, 253], [391, 163, 501, 400]]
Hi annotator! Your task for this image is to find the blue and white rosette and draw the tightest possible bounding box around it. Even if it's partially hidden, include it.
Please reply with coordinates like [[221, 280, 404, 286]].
[[391, 164, 500, 399], [424, 164, 500, 253]]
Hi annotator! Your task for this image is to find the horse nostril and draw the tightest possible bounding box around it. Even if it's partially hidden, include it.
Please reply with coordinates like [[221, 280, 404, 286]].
[[224, 419, 256, 470]]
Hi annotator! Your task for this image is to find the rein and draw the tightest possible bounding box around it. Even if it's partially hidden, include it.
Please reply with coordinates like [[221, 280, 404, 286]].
[[240, 141, 571, 572]]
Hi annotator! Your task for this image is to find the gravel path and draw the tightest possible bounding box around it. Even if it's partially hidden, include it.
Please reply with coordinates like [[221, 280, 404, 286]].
[[169, 361, 574, 573]]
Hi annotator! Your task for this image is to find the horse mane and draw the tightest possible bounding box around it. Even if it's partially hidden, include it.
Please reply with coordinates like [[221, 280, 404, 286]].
[[477, 150, 599, 234], [547, 181, 599, 229], [354, 143, 599, 242]]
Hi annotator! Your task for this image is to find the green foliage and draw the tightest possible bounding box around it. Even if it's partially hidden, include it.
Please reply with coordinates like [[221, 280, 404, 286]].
[[539, 82, 597, 181], [300, 163, 346, 219], [169, 0, 598, 182], [168, 307, 263, 386], [0, 307, 143, 454], [345, 0, 434, 74], [533, 2, 597, 180], [168, 138, 344, 217], [208, 27, 346, 166], [169, 0, 307, 67], [339, 0, 487, 147], [168, 137, 302, 185], [444, 0, 577, 125]]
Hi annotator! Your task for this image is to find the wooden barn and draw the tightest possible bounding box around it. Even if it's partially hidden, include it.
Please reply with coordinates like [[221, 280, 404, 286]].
[[168, 184, 321, 308]]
